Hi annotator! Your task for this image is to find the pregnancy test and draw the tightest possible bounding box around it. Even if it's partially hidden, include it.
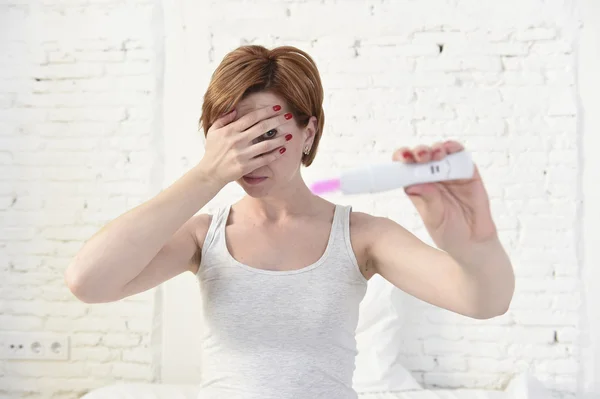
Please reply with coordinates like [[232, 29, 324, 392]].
[[309, 151, 475, 195]]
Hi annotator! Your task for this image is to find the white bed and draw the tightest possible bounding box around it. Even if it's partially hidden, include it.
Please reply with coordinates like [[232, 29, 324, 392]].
[[81, 385, 508, 399], [80, 372, 543, 399]]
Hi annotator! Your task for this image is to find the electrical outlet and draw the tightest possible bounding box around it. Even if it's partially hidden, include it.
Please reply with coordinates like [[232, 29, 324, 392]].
[[0, 332, 70, 360]]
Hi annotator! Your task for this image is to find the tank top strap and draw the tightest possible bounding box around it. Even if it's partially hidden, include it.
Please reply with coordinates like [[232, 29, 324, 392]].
[[333, 204, 368, 284], [335, 204, 353, 251], [201, 206, 230, 259]]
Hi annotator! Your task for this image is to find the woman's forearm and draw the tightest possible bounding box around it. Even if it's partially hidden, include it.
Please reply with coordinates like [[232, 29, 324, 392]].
[[64, 165, 223, 299], [450, 235, 515, 318]]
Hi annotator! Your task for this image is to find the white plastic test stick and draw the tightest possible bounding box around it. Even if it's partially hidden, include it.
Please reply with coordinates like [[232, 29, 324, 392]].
[[339, 150, 475, 195]]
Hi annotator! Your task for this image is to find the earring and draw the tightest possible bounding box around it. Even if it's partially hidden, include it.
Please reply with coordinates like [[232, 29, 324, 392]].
[[303, 146, 310, 155]]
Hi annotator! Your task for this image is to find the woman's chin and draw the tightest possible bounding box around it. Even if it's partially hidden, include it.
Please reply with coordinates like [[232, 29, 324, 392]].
[[237, 178, 272, 198]]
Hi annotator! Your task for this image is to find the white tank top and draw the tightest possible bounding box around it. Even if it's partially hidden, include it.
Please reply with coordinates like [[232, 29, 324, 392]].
[[195, 204, 368, 399]]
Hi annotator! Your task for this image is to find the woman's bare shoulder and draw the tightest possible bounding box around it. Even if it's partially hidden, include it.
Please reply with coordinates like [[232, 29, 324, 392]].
[[193, 213, 214, 245], [348, 210, 416, 279], [349, 210, 413, 248]]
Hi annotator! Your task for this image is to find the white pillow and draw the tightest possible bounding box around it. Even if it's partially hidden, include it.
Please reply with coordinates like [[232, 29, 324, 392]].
[[353, 274, 423, 392]]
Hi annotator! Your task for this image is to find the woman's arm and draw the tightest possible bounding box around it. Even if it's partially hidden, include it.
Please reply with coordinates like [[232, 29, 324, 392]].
[[361, 140, 515, 319], [64, 104, 294, 303], [362, 214, 514, 319], [64, 166, 222, 303]]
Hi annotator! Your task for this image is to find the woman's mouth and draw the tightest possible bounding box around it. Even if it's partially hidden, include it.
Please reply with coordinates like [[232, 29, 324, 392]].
[[242, 175, 267, 185]]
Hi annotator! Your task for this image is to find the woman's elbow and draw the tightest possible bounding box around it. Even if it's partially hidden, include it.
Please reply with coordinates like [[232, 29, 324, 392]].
[[472, 280, 515, 319], [472, 301, 511, 319], [64, 268, 98, 303], [64, 266, 121, 304], [64, 270, 92, 303]]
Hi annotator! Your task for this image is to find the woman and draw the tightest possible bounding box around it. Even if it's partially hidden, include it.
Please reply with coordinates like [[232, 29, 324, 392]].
[[65, 45, 515, 399]]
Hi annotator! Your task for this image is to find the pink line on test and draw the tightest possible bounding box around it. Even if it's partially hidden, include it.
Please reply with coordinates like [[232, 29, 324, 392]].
[[309, 178, 341, 195]]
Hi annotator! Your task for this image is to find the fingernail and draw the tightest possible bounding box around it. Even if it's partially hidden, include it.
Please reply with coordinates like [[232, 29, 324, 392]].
[[418, 150, 427, 157], [284, 113, 293, 120], [432, 148, 441, 155], [273, 105, 281, 112], [403, 151, 413, 159], [285, 134, 293, 141], [279, 147, 286, 154]]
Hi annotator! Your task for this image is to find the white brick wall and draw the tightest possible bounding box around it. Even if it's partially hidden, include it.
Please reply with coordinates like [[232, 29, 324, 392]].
[[0, 0, 162, 398], [579, 0, 600, 394], [1, 0, 594, 398]]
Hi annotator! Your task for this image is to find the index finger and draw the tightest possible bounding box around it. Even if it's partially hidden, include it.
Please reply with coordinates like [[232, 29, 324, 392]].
[[208, 109, 237, 132], [442, 140, 465, 154], [230, 104, 283, 132]]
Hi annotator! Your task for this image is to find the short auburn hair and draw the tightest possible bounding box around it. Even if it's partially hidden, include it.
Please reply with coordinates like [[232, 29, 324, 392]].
[[199, 45, 325, 167]]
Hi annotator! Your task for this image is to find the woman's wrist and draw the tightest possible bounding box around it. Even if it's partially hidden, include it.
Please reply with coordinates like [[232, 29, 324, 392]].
[[192, 162, 227, 192]]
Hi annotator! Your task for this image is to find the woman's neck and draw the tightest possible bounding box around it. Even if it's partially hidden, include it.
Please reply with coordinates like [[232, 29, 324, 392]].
[[238, 177, 326, 222]]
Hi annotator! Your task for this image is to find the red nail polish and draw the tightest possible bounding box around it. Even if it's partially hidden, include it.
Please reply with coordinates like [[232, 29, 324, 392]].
[[418, 150, 427, 157], [284, 113, 293, 120], [285, 134, 293, 141], [279, 147, 286, 154], [403, 152, 413, 159], [432, 148, 441, 154], [273, 105, 281, 112]]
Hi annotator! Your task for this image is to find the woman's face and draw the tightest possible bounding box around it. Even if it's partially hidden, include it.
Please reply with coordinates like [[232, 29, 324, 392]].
[[232, 91, 315, 198]]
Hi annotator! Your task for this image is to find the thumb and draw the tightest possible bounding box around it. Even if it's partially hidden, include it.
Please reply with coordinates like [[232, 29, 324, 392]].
[[404, 184, 443, 223]]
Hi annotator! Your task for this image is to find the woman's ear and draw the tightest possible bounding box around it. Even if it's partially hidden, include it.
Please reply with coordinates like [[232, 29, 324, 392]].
[[305, 116, 318, 142]]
